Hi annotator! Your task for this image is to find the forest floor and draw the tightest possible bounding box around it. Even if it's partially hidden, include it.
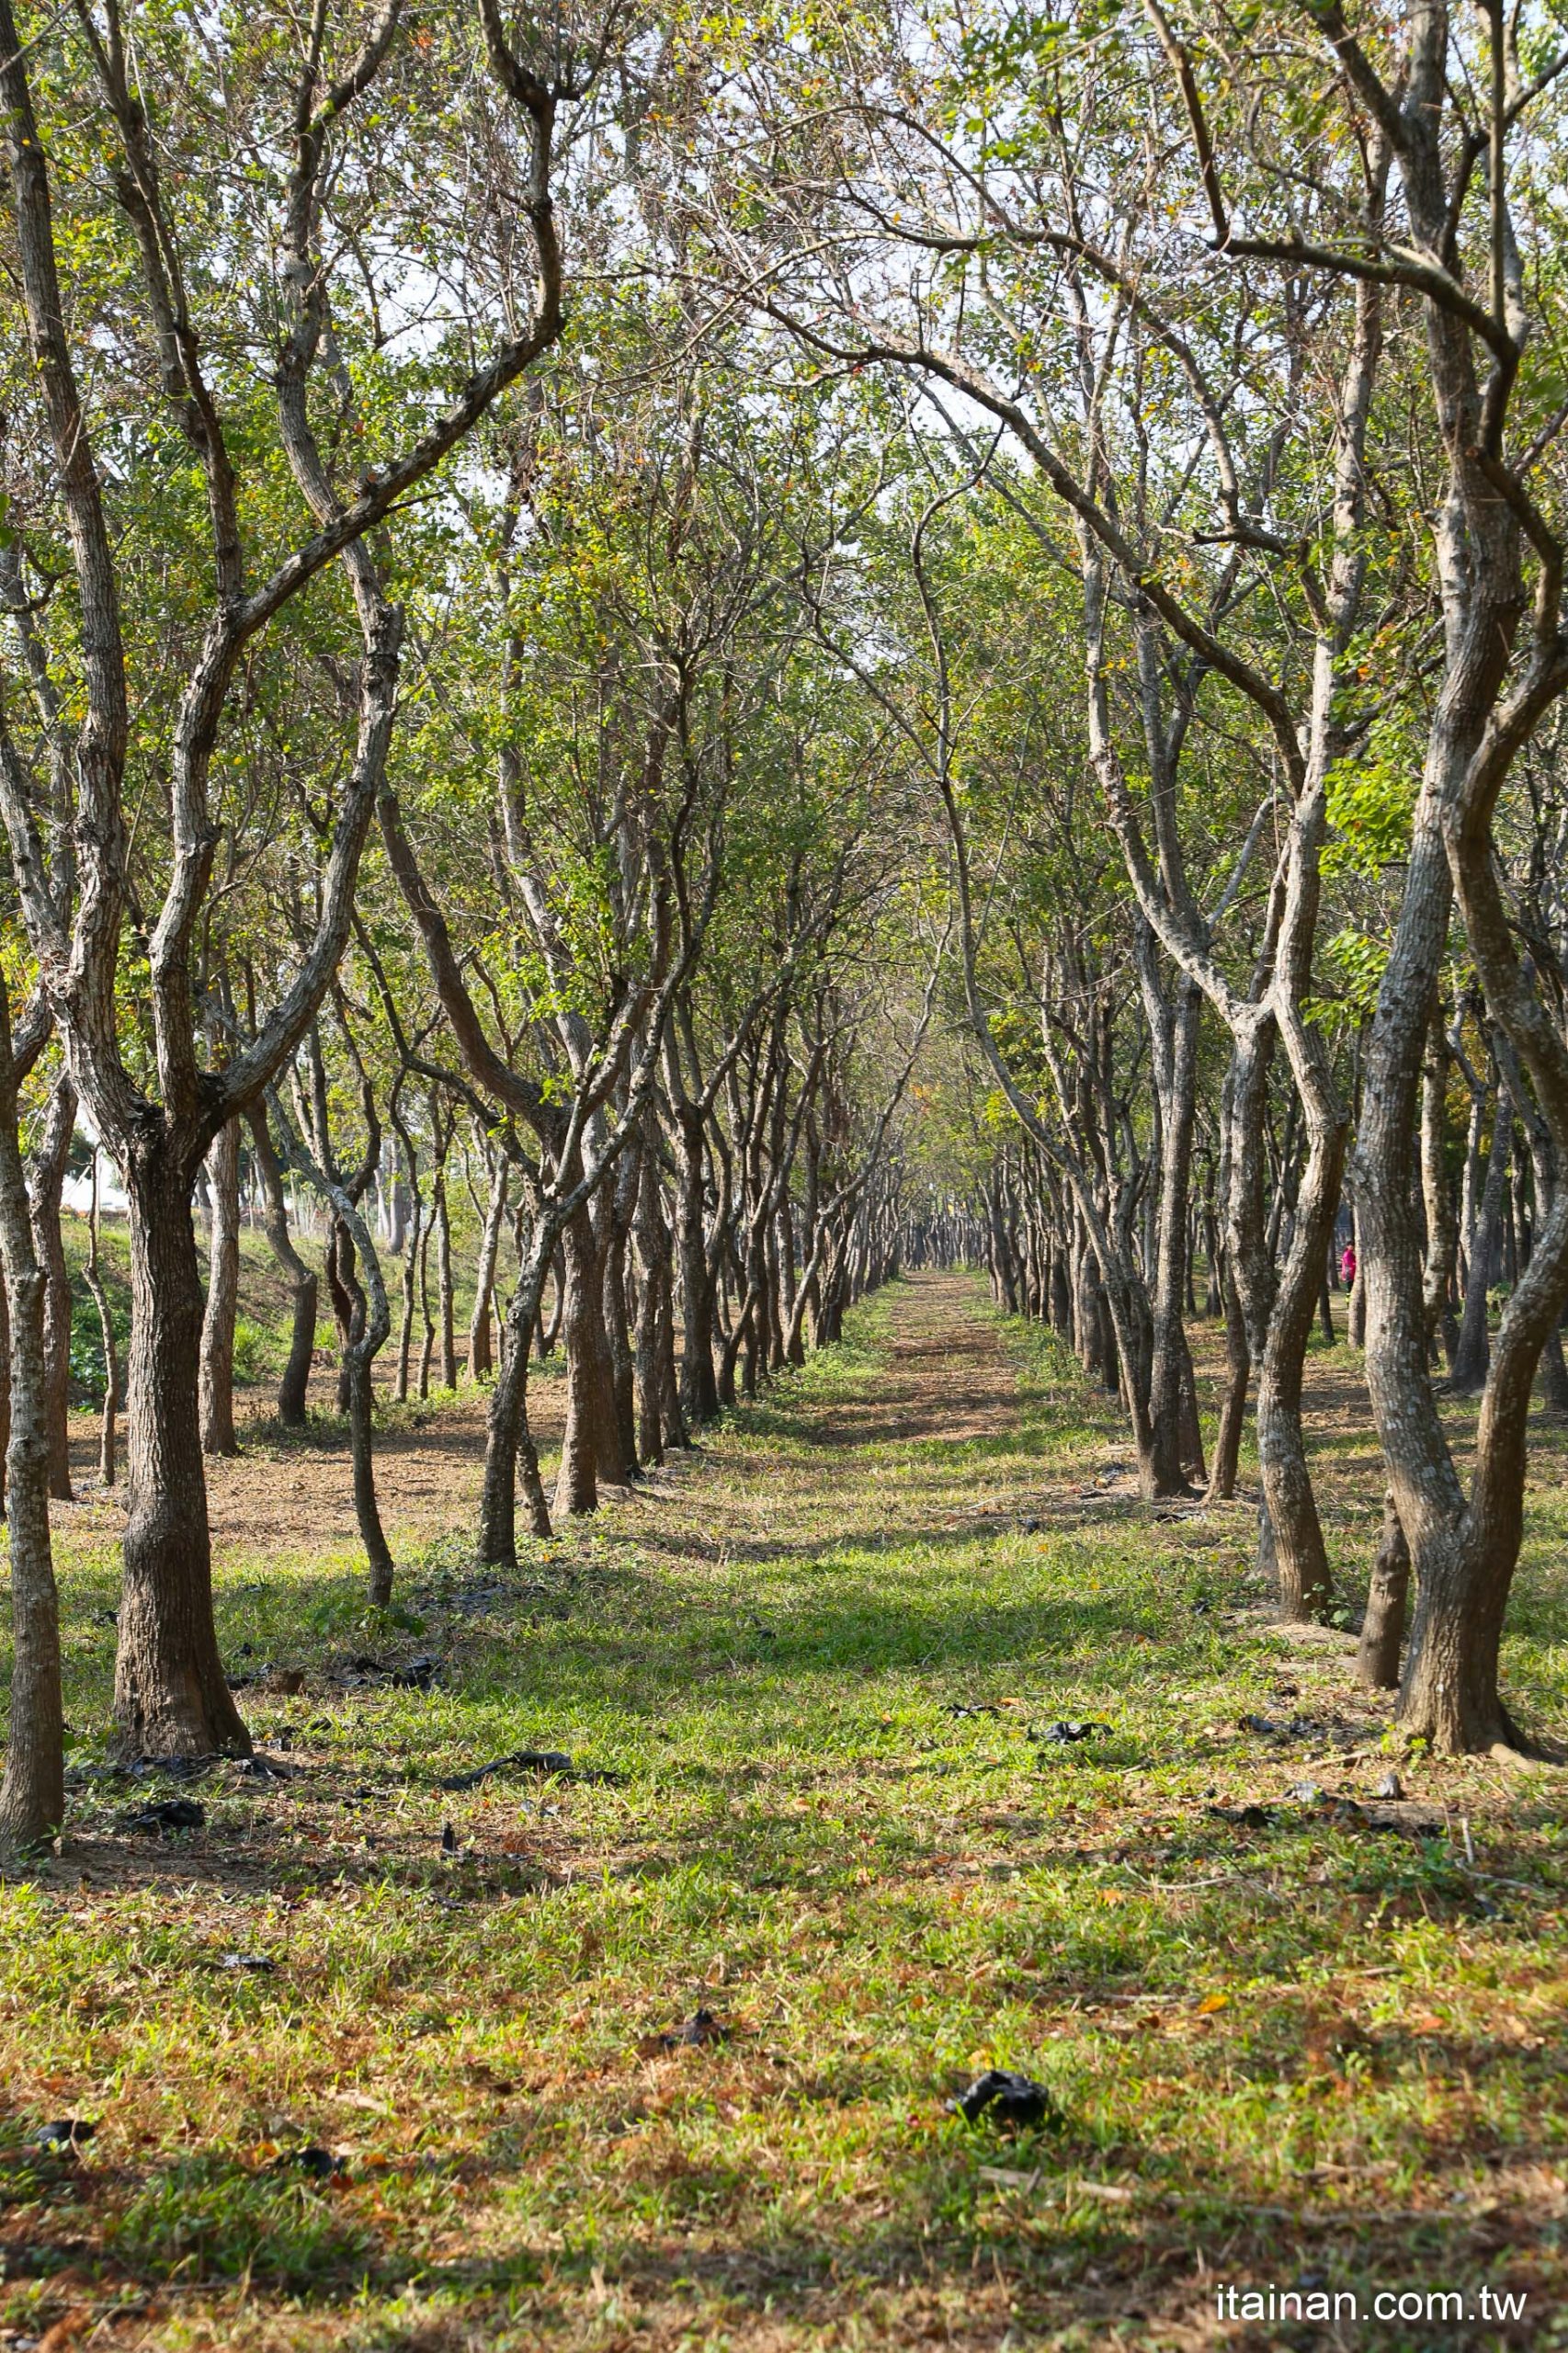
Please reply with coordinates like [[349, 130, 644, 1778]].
[[3, 1271, 1568, 2351]]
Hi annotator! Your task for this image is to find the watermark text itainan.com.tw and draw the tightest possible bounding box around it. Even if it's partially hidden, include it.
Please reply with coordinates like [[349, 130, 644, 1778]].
[[1212, 2283, 1528, 2326]]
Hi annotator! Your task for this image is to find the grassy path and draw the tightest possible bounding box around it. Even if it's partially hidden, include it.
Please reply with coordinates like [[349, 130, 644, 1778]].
[[3, 1271, 1566, 2349]]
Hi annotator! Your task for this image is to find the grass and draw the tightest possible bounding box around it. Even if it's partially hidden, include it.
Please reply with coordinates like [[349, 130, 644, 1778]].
[[2, 1270, 1566, 2349]]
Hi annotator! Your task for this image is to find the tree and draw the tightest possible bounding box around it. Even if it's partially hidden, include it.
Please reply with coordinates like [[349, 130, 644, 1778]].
[[0, 0, 596, 1755]]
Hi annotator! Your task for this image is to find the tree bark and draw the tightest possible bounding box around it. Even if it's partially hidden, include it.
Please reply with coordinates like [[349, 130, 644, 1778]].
[[84, 1150, 119, 1483], [601, 1173, 639, 1472], [1448, 1088, 1510, 1394], [248, 1107, 316, 1426], [1257, 1106, 1343, 1620], [198, 1117, 241, 1456], [0, 1268, 9, 1520], [1141, 947, 1203, 1497], [674, 1103, 720, 1426], [468, 1148, 508, 1382], [116, 1145, 251, 1758], [553, 1200, 631, 1514], [0, 985, 65, 1849], [417, 1213, 435, 1399], [633, 1131, 683, 1461], [479, 1220, 554, 1563], [1206, 1254, 1250, 1503], [26, 1070, 74, 1502], [348, 1347, 395, 1607], [395, 1177, 421, 1400], [1357, 1489, 1409, 1691], [435, 1158, 456, 1392]]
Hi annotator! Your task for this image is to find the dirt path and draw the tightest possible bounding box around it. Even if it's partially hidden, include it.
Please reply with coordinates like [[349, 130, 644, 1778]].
[[56, 1269, 1037, 1576]]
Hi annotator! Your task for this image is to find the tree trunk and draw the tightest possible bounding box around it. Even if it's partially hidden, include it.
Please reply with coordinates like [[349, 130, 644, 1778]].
[[350, 1348, 395, 1607], [1144, 972, 1202, 1497], [553, 1201, 631, 1514], [1449, 1089, 1510, 1394], [1205, 1254, 1250, 1503], [538, 1243, 565, 1358], [249, 1108, 316, 1426], [84, 1151, 119, 1483], [675, 1109, 720, 1426], [601, 1178, 639, 1472], [0, 994, 65, 1850], [1318, 1251, 1335, 1345], [1357, 1489, 1409, 1691], [396, 1191, 420, 1401], [26, 1070, 74, 1502], [633, 1135, 683, 1461], [435, 1166, 456, 1392], [116, 1147, 251, 1759], [0, 1268, 8, 1519], [417, 1215, 434, 1399], [1177, 1331, 1207, 1486], [199, 1118, 241, 1457], [468, 1150, 508, 1382], [1256, 1109, 1343, 1620], [328, 1219, 357, 1415], [1540, 1324, 1568, 1413], [479, 1226, 553, 1563], [1420, 1010, 1459, 1366]]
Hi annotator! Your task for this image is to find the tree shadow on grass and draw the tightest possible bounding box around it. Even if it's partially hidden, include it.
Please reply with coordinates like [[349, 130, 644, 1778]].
[[2, 2111, 1550, 2350]]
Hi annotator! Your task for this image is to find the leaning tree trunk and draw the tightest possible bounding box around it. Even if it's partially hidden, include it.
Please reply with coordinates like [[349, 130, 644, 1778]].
[[328, 1219, 358, 1415], [27, 1069, 75, 1502], [0, 995, 65, 1849], [116, 1145, 251, 1759], [537, 1241, 565, 1358], [199, 1117, 241, 1457]]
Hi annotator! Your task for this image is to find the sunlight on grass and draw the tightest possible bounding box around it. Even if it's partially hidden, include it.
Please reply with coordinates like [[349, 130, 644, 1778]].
[[1, 1272, 1564, 2348]]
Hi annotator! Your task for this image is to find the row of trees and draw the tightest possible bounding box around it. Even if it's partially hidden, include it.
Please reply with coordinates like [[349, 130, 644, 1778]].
[[5, 0, 1568, 1849], [707, 0, 1567, 1760], [0, 0, 936, 1845]]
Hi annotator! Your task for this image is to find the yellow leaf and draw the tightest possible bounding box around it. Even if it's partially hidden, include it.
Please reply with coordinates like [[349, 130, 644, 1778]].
[[1197, 1993, 1229, 2015]]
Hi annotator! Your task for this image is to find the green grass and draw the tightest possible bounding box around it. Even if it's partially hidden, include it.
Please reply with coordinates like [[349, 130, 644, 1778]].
[[2, 1273, 1566, 2349]]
